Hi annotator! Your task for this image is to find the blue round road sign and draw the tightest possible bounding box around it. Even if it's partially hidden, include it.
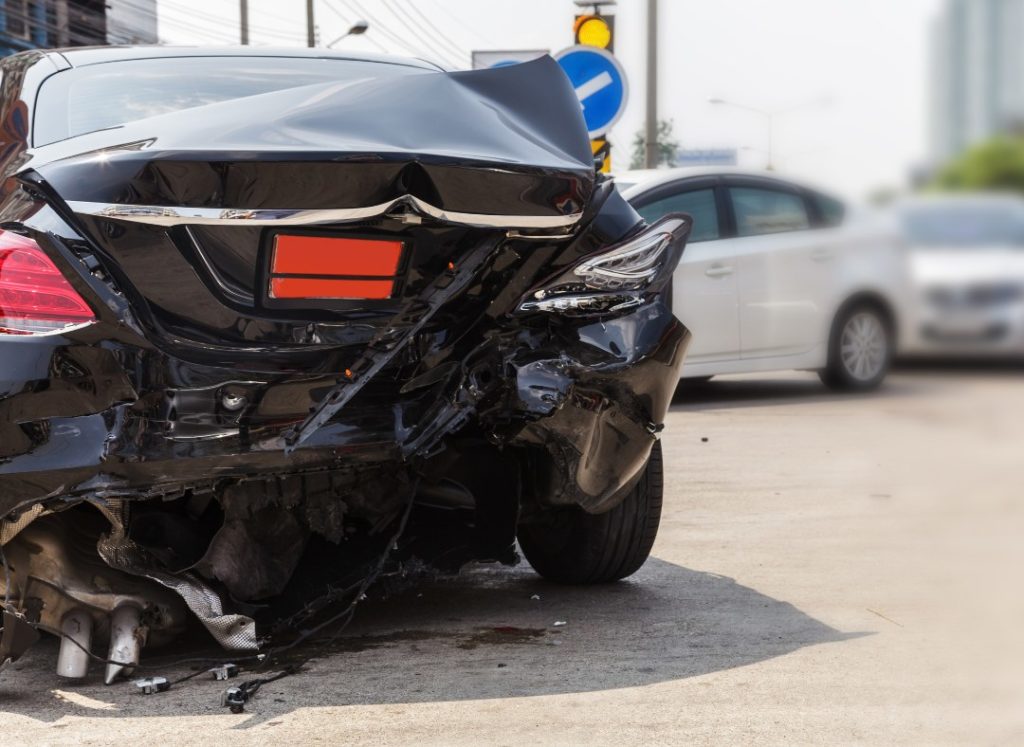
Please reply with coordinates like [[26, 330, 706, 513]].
[[554, 45, 629, 138]]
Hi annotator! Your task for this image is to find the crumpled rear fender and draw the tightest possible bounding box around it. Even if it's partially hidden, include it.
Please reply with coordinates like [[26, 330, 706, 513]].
[[503, 299, 689, 514]]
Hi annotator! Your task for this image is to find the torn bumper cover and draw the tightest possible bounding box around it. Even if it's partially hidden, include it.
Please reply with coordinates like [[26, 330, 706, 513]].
[[0, 216, 690, 517], [0, 51, 692, 674]]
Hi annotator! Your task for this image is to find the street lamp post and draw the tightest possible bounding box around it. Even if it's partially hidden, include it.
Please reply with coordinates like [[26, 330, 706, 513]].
[[708, 96, 829, 171], [240, 0, 248, 45], [327, 20, 369, 48], [306, 0, 315, 48], [645, 0, 658, 168], [708, 98, 777, 170]]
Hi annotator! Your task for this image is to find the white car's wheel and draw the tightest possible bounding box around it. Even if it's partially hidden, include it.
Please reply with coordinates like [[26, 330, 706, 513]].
[[820, 304, 892, 391]]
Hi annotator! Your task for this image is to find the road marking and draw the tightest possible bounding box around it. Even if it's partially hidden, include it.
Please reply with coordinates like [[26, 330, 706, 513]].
[[575, 71, 613, 107]]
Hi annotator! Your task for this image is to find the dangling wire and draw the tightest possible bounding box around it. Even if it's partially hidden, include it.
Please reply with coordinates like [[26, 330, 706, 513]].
[[1, 490, 417, 704], [0, 540, 10, 606]]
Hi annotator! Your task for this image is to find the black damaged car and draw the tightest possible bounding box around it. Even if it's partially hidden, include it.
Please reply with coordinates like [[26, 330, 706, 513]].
[[0, 47, 690, 683]]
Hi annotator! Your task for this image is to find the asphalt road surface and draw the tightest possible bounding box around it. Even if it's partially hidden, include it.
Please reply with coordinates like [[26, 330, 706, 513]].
[[3, 367, 1022, 745]]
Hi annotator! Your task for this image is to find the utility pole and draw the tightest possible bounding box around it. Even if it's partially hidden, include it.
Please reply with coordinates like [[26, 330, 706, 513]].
[[306, 0, 316, 48], [240, 0, 249, 45], [644, 0, 658, 168]]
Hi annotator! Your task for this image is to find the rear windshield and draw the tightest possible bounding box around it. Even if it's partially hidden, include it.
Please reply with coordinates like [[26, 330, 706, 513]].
[[34, 56, 431, 146]]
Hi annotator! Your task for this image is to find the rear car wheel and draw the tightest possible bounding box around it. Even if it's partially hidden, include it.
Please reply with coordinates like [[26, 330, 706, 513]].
[[518, 441, 664, 584], [820, 303, 892, 391]]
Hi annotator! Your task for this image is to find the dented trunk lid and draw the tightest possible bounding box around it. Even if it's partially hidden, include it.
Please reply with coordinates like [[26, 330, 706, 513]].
[[23, 55, 594, 348]]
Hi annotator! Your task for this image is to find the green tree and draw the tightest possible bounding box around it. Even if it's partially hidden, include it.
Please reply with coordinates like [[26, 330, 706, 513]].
[[933, 135, 1024, 193], [630, 119, 679, 169]]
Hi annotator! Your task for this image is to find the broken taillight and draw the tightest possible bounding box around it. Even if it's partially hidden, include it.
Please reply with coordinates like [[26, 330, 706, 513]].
[[0, 230, 95, 335], [518, 215, 691, 315]]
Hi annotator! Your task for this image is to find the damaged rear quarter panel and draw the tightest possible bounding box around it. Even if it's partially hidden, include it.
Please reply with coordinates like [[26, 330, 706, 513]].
[[505, 300, 689, 513]]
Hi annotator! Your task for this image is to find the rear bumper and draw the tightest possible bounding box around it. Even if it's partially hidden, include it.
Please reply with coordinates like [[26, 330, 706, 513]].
[[0, 331, 399, 513], [900, 301, 1024, 356], [0, 299, 689, 517]]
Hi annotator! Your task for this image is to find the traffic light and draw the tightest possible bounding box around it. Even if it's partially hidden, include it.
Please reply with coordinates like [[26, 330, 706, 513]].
[[591, 138, 611, 173], [574, 14, 614, 52], [573, 11, 617, 171]]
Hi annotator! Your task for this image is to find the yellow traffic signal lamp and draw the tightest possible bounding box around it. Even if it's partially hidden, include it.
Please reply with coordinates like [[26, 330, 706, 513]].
[[592, 139, 611, 173], [574, 14, 614, 51]]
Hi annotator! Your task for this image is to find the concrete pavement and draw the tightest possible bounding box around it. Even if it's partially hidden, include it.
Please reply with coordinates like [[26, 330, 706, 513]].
[[2, 368, 1022, 745]]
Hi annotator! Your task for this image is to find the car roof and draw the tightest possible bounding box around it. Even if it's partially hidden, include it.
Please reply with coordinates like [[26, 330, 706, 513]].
[[614, 166, 839, 202], [42, 45, 443, 72]]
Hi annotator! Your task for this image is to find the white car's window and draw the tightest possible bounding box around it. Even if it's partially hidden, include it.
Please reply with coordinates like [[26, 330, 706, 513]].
[[816, 193, 846, 227], [730, 187, 811, 237], [636, 188, 720, 242]]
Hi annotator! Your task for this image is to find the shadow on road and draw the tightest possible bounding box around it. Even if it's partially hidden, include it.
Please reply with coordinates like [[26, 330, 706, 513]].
[[668, 357, 1021, 411], [0, 558, 863, 726], [895, 357, 1024, 376], [670, 374, 922, 412]]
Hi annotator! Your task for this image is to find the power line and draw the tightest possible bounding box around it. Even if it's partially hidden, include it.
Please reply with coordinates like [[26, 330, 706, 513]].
[[337, 0, 432, 58], [322, 0, 390, 52], [339, 0, 456, 66], [378, 0, 463, 68], [395, 0, 469, 64], [1, 5, 107, 46], [108, 0, 238, 42], [111, 0, 303, 44], [147, 0, 301, 42], [246, 2, 311, 28], [420, 0, 497, 48]]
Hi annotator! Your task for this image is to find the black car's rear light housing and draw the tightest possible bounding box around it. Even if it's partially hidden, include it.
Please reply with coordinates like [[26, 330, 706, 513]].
[[517, 215, 690, 315], [0, 230, 95, 335]]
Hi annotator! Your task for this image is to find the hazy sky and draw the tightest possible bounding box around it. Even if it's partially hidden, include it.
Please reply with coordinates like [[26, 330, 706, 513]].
[[156, 0, 942, 199]]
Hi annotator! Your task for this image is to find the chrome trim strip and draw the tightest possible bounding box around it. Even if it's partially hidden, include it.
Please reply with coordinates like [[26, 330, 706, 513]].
[[66, 196, 583, 230], [0, 320, 96, 337]]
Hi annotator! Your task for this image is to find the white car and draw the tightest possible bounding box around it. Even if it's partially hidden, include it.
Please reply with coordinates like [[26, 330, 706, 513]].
[[896, 194, 1024, 358], [618, 168, 908, 390]]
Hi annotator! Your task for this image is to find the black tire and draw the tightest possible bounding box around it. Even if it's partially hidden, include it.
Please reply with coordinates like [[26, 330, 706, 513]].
[[819, 302, 892, 391], [517, 441, 664, 584]]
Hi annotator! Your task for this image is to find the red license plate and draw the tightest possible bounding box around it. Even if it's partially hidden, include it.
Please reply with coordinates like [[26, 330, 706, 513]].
[[268, 235, 404, 300]]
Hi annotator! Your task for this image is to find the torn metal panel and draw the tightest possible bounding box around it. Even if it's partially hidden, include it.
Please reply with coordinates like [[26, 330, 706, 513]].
[[97, 534, 259, 652], [279, 235, 503, 451], [0, 609, 40, 673], [0, 507, 194, 677]]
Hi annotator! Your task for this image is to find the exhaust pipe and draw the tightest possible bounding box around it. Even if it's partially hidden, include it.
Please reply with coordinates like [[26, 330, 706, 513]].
[[56, 609, 92, 680], [105, 604, 144, 685]]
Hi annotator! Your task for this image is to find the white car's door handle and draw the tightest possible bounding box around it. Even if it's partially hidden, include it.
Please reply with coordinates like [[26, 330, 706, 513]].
[[810, 248, 834, 262], [705, 264, 734, 277]]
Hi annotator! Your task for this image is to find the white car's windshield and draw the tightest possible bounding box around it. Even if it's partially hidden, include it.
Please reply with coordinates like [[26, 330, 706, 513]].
[[903, 204, 1024, 247]]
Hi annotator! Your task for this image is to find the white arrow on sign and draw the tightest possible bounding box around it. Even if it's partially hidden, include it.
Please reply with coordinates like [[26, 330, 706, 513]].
[[555, 45, 629, 138], [574, 71, 613, 109]]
